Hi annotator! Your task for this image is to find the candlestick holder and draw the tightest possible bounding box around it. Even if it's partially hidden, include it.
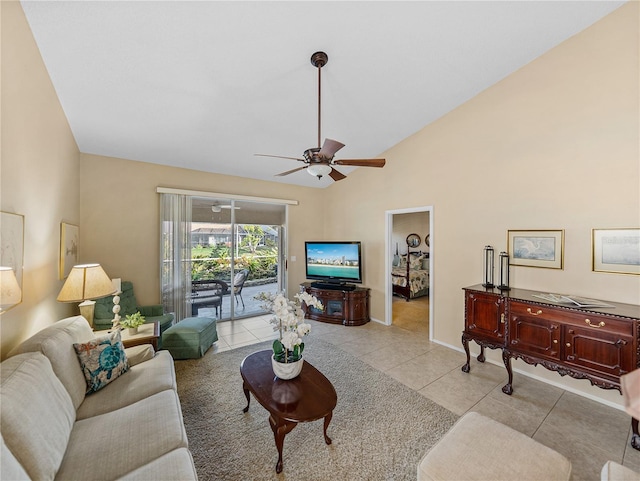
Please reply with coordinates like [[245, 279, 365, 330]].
[[498, 251, 511, 291], [482, 245, 495, 288]]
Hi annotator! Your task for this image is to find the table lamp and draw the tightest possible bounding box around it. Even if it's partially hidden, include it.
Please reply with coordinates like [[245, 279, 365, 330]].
[[57, 263, 115, 328], [0, 266, 22, 312]]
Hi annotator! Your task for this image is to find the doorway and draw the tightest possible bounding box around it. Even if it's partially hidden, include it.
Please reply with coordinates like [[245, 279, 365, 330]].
[[160, 190, 290, 323], [190, 198, 285, 321], [385, 206, 433, 340]]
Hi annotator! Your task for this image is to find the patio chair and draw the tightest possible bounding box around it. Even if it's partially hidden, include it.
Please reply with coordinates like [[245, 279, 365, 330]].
[[191, 279, 229, 317], [233, 269, 250, 309]]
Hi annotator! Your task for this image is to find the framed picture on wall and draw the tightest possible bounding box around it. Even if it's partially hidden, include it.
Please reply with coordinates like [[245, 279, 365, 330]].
[[507, 229, 564, 269], [592, 228, 640, 275], [59, 222, 79, 279]]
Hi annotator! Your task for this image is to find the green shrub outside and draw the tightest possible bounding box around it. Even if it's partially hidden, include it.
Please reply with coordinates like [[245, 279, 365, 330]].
[[191, 245, 278, 281]]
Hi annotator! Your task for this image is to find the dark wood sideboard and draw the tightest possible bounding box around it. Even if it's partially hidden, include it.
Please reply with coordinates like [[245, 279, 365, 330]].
[[300, 282, 370, 326], [462, 284, 640, 395]]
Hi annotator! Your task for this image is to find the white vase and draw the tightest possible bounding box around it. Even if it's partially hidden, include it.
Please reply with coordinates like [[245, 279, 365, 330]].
[[127, 327, 139, 335], [271, 356, 304, 380]]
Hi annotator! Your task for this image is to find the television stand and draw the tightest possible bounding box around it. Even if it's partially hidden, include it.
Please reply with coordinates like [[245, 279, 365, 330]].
[[300, 282, 370, 326], [311, 281, 356, 291]]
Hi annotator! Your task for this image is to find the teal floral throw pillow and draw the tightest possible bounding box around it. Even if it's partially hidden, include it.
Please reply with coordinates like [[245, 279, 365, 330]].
[[74, 330, 129, 393]]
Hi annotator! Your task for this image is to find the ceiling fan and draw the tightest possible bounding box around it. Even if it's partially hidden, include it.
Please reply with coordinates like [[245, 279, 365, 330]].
[[256, 51, 386, 181], [211, 203, 240, 213]]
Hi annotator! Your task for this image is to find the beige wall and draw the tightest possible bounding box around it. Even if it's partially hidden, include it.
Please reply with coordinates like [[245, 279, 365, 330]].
[[393, 212, 430, 256], [2, 1, 638, 408], [79, 154, 325, 306], [1, 1, 80, 358], [324, 3, 639, 406]]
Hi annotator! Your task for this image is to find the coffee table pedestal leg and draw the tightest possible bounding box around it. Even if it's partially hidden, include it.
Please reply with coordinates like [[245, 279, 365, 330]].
[[323, 412, 333, 445], [269, 414, 297, 473], [242, 382, 251, 413]]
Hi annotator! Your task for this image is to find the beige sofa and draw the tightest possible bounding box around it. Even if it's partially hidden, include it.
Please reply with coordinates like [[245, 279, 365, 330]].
[[1, 316, 197, 480]]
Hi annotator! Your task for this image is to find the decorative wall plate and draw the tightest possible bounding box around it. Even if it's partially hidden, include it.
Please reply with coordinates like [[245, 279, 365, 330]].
[[406, 233, 421, 248]]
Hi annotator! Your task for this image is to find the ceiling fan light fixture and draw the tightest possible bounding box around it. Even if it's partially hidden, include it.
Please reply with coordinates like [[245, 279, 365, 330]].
[[257, 50, 385, 183], [307, 164, 332, 179]]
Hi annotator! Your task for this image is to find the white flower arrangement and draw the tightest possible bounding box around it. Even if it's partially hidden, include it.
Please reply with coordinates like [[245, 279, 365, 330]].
[[255, 291, 323, 363]]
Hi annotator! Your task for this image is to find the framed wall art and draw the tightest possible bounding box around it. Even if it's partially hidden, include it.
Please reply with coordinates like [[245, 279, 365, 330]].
[[60, 222, 79, 279], [592, 228, 640, 275], [507, 229, 564, 269]]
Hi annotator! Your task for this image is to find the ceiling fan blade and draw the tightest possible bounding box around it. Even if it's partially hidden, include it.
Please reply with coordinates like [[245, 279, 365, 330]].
[[276, 166, 308, 177], [255, 153, 305, 162], [318, 138, 345, 159], [334, 158, 386, 168], [328, 167, 347, 181]]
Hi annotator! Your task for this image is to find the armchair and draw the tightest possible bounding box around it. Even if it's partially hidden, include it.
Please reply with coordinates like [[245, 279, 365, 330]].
[[621, 369, 640, 450], [93, 281, 174, 334]]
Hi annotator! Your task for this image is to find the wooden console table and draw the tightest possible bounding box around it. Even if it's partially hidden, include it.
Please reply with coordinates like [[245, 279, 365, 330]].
[[461, 284, 640, 394], [300, 282, 370, 326]]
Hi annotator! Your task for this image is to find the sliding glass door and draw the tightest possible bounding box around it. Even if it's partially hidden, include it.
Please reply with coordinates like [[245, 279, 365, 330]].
[[162, 194, 286, 322]]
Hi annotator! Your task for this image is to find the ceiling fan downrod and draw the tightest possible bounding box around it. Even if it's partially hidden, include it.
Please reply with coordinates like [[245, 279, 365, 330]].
[[310, 51, 328, 150]]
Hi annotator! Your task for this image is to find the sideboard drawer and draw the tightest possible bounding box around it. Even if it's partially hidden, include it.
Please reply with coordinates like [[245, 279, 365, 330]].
[[509, 301, 634, 337]]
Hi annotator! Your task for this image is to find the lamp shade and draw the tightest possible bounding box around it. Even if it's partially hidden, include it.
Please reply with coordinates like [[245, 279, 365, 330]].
[[57, 264, 115, 302], [0, 267, 22, 308]]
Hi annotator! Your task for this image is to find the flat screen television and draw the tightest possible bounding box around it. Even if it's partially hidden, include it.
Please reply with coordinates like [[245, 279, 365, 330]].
[[305, 241, 363, 285]]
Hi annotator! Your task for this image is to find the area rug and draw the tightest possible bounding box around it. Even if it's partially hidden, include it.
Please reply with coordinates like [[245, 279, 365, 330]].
[[174, 338, 458, 480]]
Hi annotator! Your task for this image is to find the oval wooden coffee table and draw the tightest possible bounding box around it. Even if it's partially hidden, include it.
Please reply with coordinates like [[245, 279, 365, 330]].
[[240, 350, 338, 473]]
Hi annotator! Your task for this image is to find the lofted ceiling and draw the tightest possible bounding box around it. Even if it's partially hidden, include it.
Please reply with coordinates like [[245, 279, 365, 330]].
[[20, 1, 625, 188]]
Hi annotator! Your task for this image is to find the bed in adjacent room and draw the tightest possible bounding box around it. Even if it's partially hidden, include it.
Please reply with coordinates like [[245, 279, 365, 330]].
[[392, 251, 429, 301]]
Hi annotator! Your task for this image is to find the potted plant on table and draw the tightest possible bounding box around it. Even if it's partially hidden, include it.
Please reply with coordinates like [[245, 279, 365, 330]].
[[256, 291, 323, 380], [120, 311, 146, 335]]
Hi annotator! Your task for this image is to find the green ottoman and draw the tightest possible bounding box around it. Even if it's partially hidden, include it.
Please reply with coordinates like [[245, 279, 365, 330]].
[[162, 317, 217, 359]]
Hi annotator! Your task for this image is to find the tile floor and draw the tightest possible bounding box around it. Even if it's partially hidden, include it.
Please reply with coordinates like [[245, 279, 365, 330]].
[[210, 314, 640, 480]]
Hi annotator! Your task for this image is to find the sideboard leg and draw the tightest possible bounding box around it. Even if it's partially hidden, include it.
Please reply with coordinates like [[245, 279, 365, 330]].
[[501, 350, 514, 395], [477, 345, 486, 363], [461, 333, 471, 373], [631, 418, 640, 451]]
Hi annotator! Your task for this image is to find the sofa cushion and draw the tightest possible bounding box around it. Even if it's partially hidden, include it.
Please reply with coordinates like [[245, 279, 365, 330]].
[[74, 330, 130, 393], [1, 434, 30, 481], [76, 350, 177, 420], [116, 448, 198, 481], [1, 352, 75, 481], [125, 343, 155, 366], [8, 315, 94, 409], [56, 390, 189, 481]]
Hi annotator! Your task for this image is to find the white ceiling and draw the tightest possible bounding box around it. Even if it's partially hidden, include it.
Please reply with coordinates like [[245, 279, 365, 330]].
[[20, 1, 624, 188]]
